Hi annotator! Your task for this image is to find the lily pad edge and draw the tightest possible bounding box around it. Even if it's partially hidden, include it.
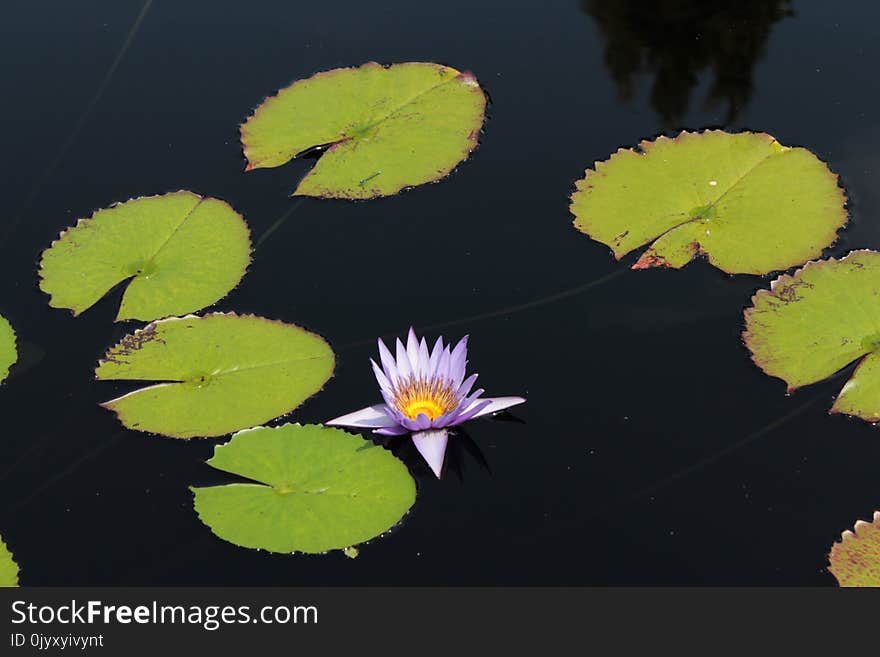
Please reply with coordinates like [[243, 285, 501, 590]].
[[189, 423, 416, 555], [742, 249, 878, 396], [828, 510, 880, 587], [0, 534, 20, 587], [570, 128, 849, 275], [94, 312, 336, 439], [0, 314, 18, 384], [239, 61, 488, 200], [38, 190, 253, 322]]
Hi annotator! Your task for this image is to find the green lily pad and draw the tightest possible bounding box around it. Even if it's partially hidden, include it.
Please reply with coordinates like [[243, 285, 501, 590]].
[[570, 130, 847, 275], [39, 191, 252, 321], [0, 315, 16, 383], [192, 424, 416, 554], [0, 535, 19, 587], [828, 511, 880, 587], [744, 250, 880, 422], [241, 61, 487, 199], [96, 313, 334, 438]]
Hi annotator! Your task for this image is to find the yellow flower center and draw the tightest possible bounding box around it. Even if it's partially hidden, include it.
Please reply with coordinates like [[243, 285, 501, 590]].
[[401, 400, 446, 421], [393, 376, 458, 421]]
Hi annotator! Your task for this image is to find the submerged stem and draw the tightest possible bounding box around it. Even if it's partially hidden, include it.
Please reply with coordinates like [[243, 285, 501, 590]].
[[341, 267, 628, 351], [254, 197, 307, 249]]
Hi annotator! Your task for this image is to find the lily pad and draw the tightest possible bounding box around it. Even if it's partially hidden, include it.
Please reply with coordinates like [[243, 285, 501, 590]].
[[0, 315, 16, 383], [192, 424, 416, 554], [744, 250, 880, 422], [96, 313, 334, 438], [570, 130, 847, 275], [828, 511, 880, 587], [240, 61, 487, 199], [39, 191, 252, 321], [0, 535, 19, 587]]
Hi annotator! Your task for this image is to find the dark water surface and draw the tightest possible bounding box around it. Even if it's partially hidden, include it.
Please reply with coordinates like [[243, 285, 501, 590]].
[[1, 0, 879, 585]]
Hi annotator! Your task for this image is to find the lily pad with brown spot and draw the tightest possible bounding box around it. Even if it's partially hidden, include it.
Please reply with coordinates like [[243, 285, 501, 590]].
[[96, 313, 334, 438], [570, 130, 847, 275], [829, 511, 880, 587], [743, 250, 880, 422], [240, 62, 487, 199]]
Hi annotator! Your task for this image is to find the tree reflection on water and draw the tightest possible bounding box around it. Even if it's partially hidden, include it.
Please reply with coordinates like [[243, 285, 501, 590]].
[[581, 0, 794, 124]]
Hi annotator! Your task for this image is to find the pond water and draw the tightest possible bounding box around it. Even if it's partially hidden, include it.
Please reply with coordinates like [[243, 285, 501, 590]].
[[1, 0, 879, 585]]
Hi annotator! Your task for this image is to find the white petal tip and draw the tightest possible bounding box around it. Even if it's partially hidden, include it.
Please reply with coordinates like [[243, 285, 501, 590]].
[[325, 404, 395, 429], [412, 429, 448, 479], [470, 396, 527, 420]]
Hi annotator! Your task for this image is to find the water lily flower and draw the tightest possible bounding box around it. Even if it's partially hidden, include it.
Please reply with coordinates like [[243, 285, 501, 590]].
[[327, 328, 525, 478]]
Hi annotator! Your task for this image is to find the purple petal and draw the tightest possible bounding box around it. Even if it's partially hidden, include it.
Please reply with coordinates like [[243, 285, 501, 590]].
[[445, 387, 485, 423], [449, 336, 469, 388], [371, 359, 393, 394], [449, 399, 492, 425], [436, 345, 452, 381], [458, 373, 479, 398], [395, 338, 412, 379], [461, 388, 486, 409], [378, 338, 397, 381], [412, 429, 449, 478], [417, 338, 430, 377], [374, 425, 409, 437], [326, 404, 398, 429], [415, 413, 432, 430], [379, 386, 397, 410], [467, 396, 526, 419], [428, 336, 444, 376], [429, 408, 456, 429], [382, 403, 405, 422], [395, 415, 420, 432], [406, 328, 420, 368]]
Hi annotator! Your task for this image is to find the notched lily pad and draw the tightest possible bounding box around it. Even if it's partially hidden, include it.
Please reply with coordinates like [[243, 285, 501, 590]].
[[744, 250, 880, 422], [0, 535, 19, 587], [39, 191, 252, 321], [570, 130, 847, 275], [191, 424, 416, 554], [0, 314, 17, 384], [828, 511, 880, 587], [241, 61, 487, 199], [96, 313, 334, 438]]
